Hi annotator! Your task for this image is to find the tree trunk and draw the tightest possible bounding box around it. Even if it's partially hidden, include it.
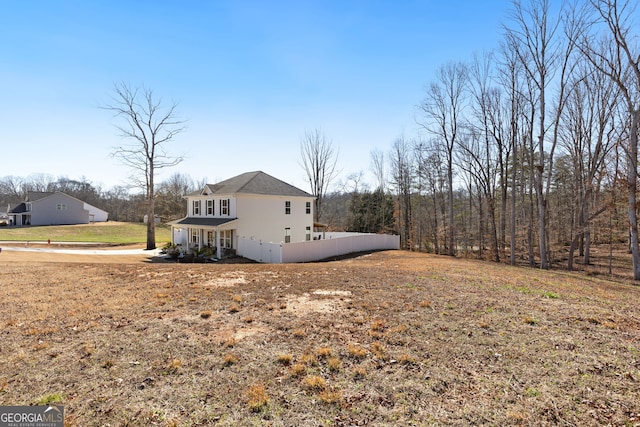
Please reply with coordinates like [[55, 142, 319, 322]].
[[536, 168, 549, 269], [447, 161, 455, 256], [583, 192, 591, 265], [488, 196, 500, 262], [510, 140, 517, 266], [628, 112, 640, 280], [567, 231, 581, 271], [146, 161, 156, 251]]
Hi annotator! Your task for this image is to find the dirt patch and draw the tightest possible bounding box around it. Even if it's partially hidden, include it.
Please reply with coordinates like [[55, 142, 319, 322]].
[[283, 291, 349, 316], [0, 250, 639, 426]]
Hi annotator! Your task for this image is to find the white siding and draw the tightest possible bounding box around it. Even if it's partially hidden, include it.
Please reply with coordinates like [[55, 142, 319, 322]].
[[189, 196, 235, 218], [31, 193, 88, 225], [235, 194, 314, 244], [85, 203, 108, 222]]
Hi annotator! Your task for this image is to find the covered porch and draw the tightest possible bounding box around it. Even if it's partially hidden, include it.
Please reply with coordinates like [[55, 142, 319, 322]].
[[170, 217, 237, 260]]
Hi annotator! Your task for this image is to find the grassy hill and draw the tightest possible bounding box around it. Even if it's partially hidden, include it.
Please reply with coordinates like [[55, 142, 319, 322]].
[[0, 221, 171, 244]]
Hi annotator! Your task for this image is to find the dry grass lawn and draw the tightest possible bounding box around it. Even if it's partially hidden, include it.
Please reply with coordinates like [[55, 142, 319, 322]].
[[0, 248, 639, 426]]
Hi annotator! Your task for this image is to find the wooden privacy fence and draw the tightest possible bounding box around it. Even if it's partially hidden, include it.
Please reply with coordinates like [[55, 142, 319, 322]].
[[237, 232, 400, 264]]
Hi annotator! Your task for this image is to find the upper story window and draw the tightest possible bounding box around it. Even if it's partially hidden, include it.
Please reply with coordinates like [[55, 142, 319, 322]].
[[285, 201, 291, 215], [220, 199, 229, 216], [56, 203, 67, 211], [206, 200, 213, 215], [306, 202, 311, 215], [192, 200, 201, 215]]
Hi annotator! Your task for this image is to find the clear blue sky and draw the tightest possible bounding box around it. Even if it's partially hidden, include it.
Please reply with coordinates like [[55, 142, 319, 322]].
[[0, 0, 511, 193]]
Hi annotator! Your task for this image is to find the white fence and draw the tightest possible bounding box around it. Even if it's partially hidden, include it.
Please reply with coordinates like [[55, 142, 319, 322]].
[[237, 233, 400, 263]]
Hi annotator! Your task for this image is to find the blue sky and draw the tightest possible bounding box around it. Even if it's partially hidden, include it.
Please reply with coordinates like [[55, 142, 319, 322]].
[[0, 0, 511, 192]]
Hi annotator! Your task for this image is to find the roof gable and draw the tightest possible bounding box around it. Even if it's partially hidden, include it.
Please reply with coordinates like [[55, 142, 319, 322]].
[[26, 192, 55, 202], [203, 171, 312, 198]]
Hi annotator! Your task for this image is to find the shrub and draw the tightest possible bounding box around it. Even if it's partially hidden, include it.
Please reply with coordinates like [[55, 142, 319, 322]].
[[276, 354, 293, 365], [352, 366, 367, 380], [319, 388, 342, 404], [223, 353, 238, 367], [347, 344, 367, 360], [292, 328, 306, 338], [327, 357, 341, 372], [290, 363, 306, 377], [302, 375, 326, 391], [316, 347, 332, 359], [246, 383, 269, 412]]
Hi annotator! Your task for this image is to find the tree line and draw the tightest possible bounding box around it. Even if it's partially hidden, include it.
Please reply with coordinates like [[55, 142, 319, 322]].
[[0, 173, 202, 224], [325, 0, 638, 277], [2, 0, 639, 278]]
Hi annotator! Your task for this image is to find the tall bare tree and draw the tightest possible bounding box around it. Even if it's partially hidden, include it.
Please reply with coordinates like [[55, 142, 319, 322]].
[[299, 129, 339, 223], [505, 0, 579, 269], [418, 61, 469, 256], [390, 135, 414, 249], [104, 82, 186, 250], [584, 0, 640, 279]]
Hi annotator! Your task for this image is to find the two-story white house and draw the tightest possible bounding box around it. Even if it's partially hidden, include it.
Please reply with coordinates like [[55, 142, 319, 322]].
[[170, 171, 315, 260]]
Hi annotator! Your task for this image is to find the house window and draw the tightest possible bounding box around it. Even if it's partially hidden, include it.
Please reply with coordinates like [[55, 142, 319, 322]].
[[285, 201, 291, 215], [306, 226, 311, 241], [306, 202, 311, 214], [207, 231, 215, 247], [207, 200, 213, 216], [284, 227, 291, 243], [220, 229, 232, 248], [191, 229, 199, 245], [192, 200, 201, 215], [220, 199, 229, 216], [56, 203, 67, 211]]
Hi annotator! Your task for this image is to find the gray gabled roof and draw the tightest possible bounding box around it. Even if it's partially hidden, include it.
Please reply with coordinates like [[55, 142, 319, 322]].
[[10, 203, 27, 213], [172, 217, 237, 227], [26, 192, 55, 202], [197, 171, 313, 198]]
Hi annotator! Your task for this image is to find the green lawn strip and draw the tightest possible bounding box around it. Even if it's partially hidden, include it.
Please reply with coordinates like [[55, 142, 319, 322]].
[[0, 223, 171, 244]]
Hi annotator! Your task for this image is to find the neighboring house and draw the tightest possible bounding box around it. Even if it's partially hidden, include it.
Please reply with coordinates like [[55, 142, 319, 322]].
[[8, 192, 109, 226], [171, 171, 315, 260]]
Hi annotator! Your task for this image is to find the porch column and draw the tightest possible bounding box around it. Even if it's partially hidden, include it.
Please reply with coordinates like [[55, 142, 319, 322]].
[[216, 229, 221, 259]]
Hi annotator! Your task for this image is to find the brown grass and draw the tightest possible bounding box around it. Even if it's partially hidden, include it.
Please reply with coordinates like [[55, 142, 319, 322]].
[[0, 249, 639, 425]]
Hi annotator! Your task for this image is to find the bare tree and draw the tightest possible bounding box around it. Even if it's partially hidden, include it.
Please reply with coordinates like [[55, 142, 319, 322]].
[[156, 172, 196, 221], [505, 0, 580, 269], [104, 82, 186, 250], [581, 0, 640, 279], [498, 33, 529, 266], [390, 135, 414, 249], [418, 61, 469, 256], [561, 54, 619, 270], [370, 148, 387, 192], [299, 129, 339, 223]]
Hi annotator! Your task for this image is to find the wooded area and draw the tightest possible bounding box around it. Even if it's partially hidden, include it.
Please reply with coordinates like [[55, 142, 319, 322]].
[[2, 1, 639, 277]]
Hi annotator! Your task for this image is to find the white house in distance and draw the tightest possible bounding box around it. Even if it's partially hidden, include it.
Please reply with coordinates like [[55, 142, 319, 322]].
[[8, 192, 109, 226], [171, 171, 315, 260]]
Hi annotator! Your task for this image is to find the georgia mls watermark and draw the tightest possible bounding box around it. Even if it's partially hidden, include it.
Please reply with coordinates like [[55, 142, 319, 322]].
[[0, 405, 64, 427]]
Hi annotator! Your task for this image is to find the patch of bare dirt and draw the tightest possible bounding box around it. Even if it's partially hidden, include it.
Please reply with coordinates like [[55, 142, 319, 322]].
[[0, 250, 639, 426]]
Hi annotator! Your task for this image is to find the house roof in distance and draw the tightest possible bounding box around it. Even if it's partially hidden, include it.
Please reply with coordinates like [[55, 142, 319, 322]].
[[198, 171, 313, 198], [26, 192, 56, 202]]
